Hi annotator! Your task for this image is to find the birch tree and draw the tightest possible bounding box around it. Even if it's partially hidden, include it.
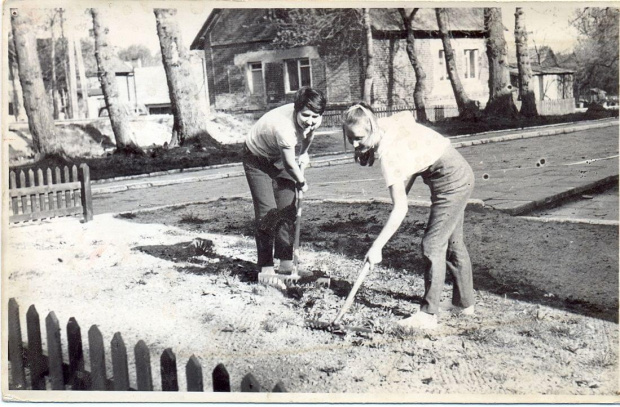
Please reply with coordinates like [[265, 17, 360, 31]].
[[398, 8, 428, 122], [514, 8, 538, 117], [362, 8, 374, 105], [436, 8, 479, 120], [154, 8, 218, 148], [90, 8, 140, 152], [483, 7, 518, 118], [11, 8, 61, 156]]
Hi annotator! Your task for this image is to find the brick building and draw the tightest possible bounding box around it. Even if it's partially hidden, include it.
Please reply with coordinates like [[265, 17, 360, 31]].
[[190, 8, 489, 112]]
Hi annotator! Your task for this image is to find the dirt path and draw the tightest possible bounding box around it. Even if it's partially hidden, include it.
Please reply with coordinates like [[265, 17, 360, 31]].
[[5, 199, 618, 397]]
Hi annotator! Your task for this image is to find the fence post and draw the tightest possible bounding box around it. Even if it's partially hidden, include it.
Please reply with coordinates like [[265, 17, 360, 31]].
[[161, 348, 179, 391], [28, 169, 39, 213], [111, 332, 130, 391], [135, 340, 154, 391], [88, 325, 107, 390], [37, 169, 45, 212], [64, 166, 72, 208], [212, 363, 231, 392], [186, 355, 203, 392], [67, 317, 87, 390], [240, 373, 260, 392], [79, 164, 93, 222], [8, 298, 26, 390], [26, 305, 46, 390], [55, 167, 64, 209], [46, 311, 65, 390], [19, 171, 29, 215]]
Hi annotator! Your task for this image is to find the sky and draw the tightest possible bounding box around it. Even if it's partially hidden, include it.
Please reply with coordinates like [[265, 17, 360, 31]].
[[29, 2, 583, 56]]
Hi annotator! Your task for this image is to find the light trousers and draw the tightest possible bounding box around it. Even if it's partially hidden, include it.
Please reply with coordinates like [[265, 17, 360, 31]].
[[420, 145, 475, 314]]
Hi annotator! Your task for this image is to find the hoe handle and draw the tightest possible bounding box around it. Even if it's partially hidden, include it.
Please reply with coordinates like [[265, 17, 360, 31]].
[[332, 262, 372, 325], [292, 164, 307, 273]]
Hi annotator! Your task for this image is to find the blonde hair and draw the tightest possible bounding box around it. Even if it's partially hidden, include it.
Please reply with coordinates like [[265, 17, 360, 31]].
[[342, 103, 383, 149]]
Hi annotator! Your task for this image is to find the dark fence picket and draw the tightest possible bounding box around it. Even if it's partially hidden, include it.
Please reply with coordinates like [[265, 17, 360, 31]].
[[64, 166, 72, 208], [37, 169, 46, 211], [135, 340, 153, 391], [10, 171, 19, 215], [19, 171, 29, 214], [67, 317, 87, 390], [240, 373, 260, 392], [46, 311, 65, 390], [26, 305, 46, 390], [186, 355, 203, 392], [55, 167, 64, 209], [88, 325, 107, 390], [272, 381, 287, 392], [28, 169, 39, 213], [160, 348, 179, 391], [212, 363, 231, 392], [8, 298, 26, 390], [79, 164, 93, 222], [46, 168, 55, 211], [111, 333, 130, 391]]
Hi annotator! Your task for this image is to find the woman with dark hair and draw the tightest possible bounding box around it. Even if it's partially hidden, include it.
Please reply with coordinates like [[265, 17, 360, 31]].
[[243, 87, 327, 276]]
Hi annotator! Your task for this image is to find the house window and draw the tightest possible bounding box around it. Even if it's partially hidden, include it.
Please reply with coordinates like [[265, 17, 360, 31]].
[[285, 58, 311, 92], [438, 50, 448, 81], [463, 49, 478, 79], [248, 62, 265, 95]]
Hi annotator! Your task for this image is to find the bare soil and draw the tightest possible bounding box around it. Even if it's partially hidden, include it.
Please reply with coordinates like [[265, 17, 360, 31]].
[[5, 199, 619, 397]]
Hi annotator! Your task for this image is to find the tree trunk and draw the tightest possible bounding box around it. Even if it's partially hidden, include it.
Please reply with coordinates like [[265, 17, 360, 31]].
[[483, 7, 518, 118], [11, 8, 60, 156], [436, 8, 479, 120], [75, 37, 91, 118], [154, 8, 217, 149], [514, 7, 538, 117], [362, 8, 374, 105], [66, 19, 79, 119], [90, 8, 139, 151], [398, 8, 428, 123], [8, 32, 27, 121], [50, 12, 60, 120]]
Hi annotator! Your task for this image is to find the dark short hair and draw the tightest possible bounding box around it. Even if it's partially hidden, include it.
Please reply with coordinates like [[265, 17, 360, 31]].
[[294, 87, 327, 115]]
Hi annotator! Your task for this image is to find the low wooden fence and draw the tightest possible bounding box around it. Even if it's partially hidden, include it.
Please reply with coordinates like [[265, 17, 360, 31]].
[[321, 105, 460, 127], [514, 98, 576, 116], [8, 164, 93, 224], [8, 298, 286, 392]]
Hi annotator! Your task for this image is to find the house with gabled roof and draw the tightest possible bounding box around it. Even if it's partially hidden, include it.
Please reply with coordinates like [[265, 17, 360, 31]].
[[190, 8, 490, 112]]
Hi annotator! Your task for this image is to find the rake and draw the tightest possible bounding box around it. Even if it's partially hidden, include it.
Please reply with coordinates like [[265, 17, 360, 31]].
[[306, 261, 373, 334]]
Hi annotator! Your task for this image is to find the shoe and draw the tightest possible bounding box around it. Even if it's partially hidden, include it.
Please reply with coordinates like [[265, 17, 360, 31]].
[[278, 260, 294, 274], [396, 312, 438, 330], [260, 266, 275, 275], [461, 305, 475, 316]]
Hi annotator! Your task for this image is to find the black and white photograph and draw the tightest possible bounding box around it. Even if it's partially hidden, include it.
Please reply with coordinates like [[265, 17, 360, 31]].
[[3, 0, 619, 402]]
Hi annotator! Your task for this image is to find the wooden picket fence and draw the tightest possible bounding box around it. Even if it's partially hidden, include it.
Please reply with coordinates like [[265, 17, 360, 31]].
[[8, 164, 93, 224], [7, 298, 286, 392]]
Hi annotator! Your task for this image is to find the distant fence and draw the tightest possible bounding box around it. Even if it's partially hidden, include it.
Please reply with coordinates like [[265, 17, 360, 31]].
[[514, 98, 576, 116], [8, 164, 93, 224], [7, 298, 286, 392], [321, 105, 460, 127]]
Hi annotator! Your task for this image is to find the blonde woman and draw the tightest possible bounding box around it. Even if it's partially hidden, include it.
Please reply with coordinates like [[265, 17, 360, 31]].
[[342, 102, 475, 330]]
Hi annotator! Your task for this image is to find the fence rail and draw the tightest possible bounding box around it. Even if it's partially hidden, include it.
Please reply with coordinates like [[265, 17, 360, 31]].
[[7, 298, 286, 393], [321, 105, 460, 127], [8, 164, 93, 223]]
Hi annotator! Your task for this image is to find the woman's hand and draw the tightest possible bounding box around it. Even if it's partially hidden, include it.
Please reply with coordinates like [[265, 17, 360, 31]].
[[365, 244, 382, 266], [298, 153, 310, 170]]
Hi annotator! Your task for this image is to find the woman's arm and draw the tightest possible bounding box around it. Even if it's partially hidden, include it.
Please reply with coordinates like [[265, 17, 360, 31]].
[[280, 145, 304, 183], [365, 181, 408, 265]]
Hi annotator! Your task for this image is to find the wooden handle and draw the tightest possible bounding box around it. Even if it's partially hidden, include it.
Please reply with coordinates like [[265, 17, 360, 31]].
[[332, 262, 372, 325]]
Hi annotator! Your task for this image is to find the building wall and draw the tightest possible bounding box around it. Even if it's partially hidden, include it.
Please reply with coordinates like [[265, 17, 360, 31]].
[[372, 36, 489, 108]]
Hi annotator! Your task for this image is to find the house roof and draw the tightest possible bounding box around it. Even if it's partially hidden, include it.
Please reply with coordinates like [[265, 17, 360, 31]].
[[190, 8, 485, 50], [190, 9, 276, 49], [86, 56, 134, 77], [371, 8, 485, 33], [134, 66, 170, 106], [508, 63, 574, 75]]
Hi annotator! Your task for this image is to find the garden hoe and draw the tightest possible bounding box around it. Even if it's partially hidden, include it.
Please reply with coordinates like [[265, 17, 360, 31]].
[[306, 261, 373, 334]]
